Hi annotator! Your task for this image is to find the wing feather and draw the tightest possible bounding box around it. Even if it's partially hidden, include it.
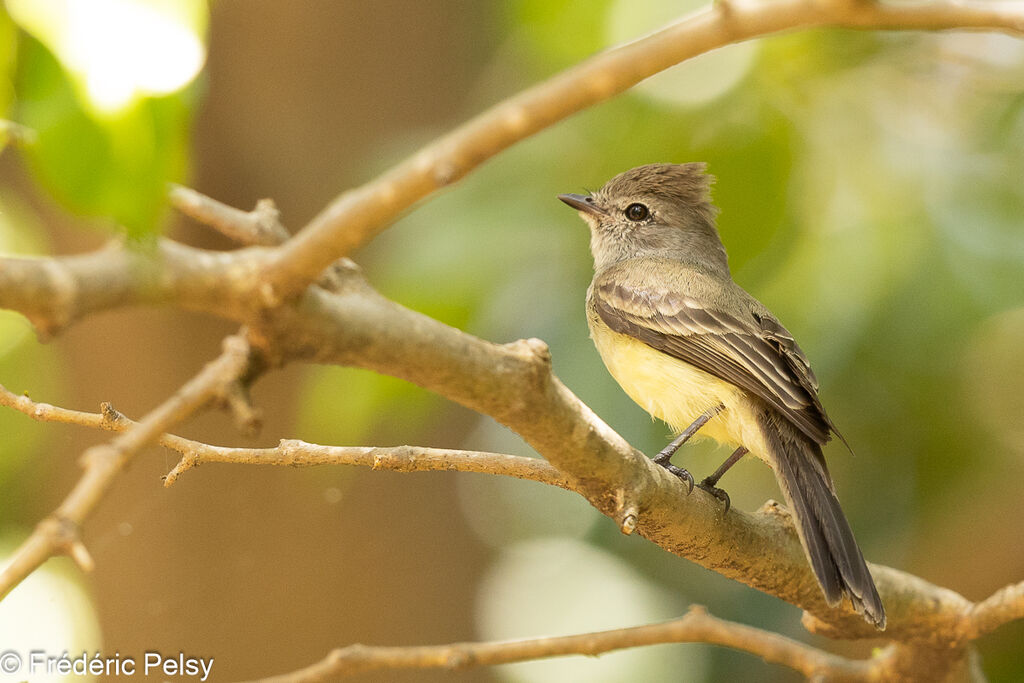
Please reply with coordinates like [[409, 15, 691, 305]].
[[593, 281, 838, 446]]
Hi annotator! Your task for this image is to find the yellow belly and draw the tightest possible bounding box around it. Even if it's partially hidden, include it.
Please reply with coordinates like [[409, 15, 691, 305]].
[[589, 319, 769, 461]]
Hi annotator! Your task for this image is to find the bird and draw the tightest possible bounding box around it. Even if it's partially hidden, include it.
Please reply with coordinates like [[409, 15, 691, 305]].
[[558, 162, 885, 629]]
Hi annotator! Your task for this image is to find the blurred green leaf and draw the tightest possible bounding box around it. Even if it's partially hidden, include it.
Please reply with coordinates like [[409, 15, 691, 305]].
[[12, 34, 195, 238], [512, 0, 613, 65], [298, 365, 442, 447], [690, 105, 796, 273], [760, 30, 887, 91]]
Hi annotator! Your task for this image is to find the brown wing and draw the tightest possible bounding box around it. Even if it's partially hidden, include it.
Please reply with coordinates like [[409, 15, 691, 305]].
[[593, 280, 841, 446]]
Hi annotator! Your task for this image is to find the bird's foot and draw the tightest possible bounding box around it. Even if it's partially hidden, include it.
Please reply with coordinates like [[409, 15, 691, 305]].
[[654, 458, 694, 493], [697, 478, 731, 513]]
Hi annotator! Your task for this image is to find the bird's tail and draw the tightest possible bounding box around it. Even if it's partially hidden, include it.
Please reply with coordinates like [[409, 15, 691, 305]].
[[759, 411, 886, 629]]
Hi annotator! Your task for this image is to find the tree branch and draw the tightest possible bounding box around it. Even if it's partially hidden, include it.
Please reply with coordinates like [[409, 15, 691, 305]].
[[0, 333, 255, 601], [258, 0, 1024, 301], [169, 184, 290, 247], [248, 605, 880, 683], [160, 439, 573, 490], [0, 384, 571, 488]]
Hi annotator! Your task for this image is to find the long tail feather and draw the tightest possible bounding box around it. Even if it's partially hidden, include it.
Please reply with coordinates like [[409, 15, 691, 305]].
[[759, 411, 886, 629]]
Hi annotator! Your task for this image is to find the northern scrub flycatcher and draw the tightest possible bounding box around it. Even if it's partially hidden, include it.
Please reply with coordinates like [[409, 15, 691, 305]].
[[559, 163, 885, 628]]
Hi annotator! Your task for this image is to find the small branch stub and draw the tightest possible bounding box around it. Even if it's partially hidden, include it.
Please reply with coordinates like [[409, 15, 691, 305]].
[[614, 487, 639, 535]]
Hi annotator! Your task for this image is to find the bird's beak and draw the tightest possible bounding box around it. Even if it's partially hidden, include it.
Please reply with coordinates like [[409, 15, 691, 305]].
[[558, 193, 607, 217]]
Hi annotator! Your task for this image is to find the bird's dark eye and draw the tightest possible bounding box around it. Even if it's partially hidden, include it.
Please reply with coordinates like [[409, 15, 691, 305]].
[[625, 203, 649, 222]]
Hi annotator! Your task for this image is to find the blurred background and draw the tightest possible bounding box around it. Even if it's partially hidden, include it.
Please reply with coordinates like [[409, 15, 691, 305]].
[[1, 1, 1023, 681]]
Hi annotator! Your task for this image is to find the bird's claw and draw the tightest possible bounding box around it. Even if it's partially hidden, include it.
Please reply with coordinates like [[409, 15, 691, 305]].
[[698, 478, 731, 513], [664, 464, 694, 493]]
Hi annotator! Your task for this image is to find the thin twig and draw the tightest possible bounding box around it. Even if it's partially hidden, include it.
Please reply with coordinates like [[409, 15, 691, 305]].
[[169, 184, 290, 246], [247, 605, 881, 683], [162, 440, 573, 489], [0, 386, 572, 490], [259, 0, 1024, 302], [0, 334, 254, 601]]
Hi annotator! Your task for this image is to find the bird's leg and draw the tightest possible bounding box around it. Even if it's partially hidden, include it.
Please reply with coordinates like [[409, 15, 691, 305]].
[[653, 404, 725, 464], [697, 446, 748, 512], [652, 404, 724, 493]]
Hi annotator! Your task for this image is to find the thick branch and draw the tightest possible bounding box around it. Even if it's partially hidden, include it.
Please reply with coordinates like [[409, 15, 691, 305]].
[[259, 0, 1024, 300], [0, 334, 254, 600], [250, 606, 879, 683]]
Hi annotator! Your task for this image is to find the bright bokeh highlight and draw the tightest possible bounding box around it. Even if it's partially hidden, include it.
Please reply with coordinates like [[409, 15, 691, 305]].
[[7, 0, 206, 113], [0, 542, 102, 683], [476, 537, 706, 682]]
